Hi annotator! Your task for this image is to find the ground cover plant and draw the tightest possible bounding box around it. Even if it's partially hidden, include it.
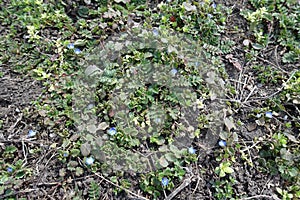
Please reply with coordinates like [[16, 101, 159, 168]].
[[0, 0, 299, 199]]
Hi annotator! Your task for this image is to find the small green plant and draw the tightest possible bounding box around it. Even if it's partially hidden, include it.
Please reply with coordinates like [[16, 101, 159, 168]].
[[0, 159, 33, 197], [215, 161, 234, 178], [241, 0, 300, 63], [258, 132, 300, 197], [211, 176, 236, 199], [3, 145, 17, 159], [276, 187, 294, 200], [252, 65, 283, 84], [88, 180, 101, 200]]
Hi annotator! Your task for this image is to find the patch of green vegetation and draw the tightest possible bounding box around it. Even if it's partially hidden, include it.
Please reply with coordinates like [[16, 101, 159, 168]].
[[241, 0, 300, 63], [0, 0, 299, 199], [255, 70, 300, 198], [281, 70, 300, 105], [258, 132, 300, 198], [253, 65, 283, 84]]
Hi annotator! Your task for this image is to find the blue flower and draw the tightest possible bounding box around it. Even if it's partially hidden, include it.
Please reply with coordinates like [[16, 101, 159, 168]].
[[265, 111, 273, 119], [108, 127, 117, 136], [207, 14, 213, 18], [170, 68, 178, 76], [87, 103, 94, 110], [7, 167, 13, 173], [218, 140, 226, 147], [154, 118, 162, 124], [212, 2, 216, 9], [28, 130, 36, 137], [74, 48, 81, 54], [152, 28, 159, 36], [67, 43, 74, 49], [85, 157, 95, 165], [283, 115, 288, 120], [161, 177, 169, 187], [63, 152, 69, 157], [188, 147, 196, 154]]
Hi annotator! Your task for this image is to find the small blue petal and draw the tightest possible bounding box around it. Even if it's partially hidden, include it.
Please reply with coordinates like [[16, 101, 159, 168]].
[[161, 177, 169, 186], [28, 130, 36, 137], [85, 157, 95, 165], [170, 68, 178, 76], [212, 3, 216, 9], [218, 140, 226, 147], [154, 118, 162, 124], [152, 28, 159, 36], [108, 127, 117, 136], [188, 147, 196, 154], [74, 48, 81, 54], [63, 153, 69, 157], [87, 103, 94, 110], [283, 115, 288, 120], [207, 14, 213, 18], [7, 167, 13, 173], [265, 111, 273, 119], [67, 43, 74, 49]]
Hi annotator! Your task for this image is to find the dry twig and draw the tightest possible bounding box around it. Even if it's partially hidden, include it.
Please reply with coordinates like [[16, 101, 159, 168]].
[[165, 176, 193, 200]]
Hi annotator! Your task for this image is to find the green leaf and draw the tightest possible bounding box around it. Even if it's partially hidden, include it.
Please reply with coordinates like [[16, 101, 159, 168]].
[[223, 166, 234, 174], [150, 135, 165, 145], [87, 124, 97, 134], [219, 170, 226, 177], [5, 145, 17, 153], [288, 167, 298, 177], [252, 43, 264, 50], [123, 127, 138, 136], [158, 157, 169, 168], [276, 187, 283, 195], [164, 153, 177, 162], [169, 144, 180, 153], [70, 149, 81, 157], [75, 167, 84, 176], [80, 142, 91, 157], [0, 175, 9, 184], [224, 117, 235, 131], [15, 170, 26, 179], [74, 39, 86, 46], [98, 122, 109, 130]]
